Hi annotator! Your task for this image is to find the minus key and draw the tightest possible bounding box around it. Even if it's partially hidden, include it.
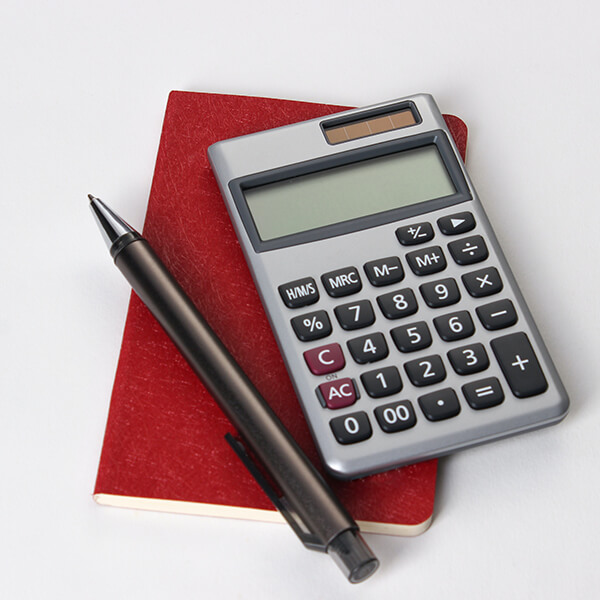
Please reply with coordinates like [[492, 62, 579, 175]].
[[476, 299, 518, 330]]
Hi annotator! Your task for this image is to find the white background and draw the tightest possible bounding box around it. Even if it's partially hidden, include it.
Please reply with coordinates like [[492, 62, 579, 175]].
[[1, 1, 599, 598]]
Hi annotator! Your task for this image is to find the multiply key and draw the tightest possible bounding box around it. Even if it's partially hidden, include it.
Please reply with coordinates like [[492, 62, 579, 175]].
[[462, 267, 503, 297]]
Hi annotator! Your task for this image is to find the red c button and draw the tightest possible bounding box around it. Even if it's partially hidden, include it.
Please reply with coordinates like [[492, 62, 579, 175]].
[[304, 343, 345, 375]]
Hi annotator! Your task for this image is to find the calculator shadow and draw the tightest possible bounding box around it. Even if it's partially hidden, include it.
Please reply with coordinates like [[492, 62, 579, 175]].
[[430, 455, 455, 516]]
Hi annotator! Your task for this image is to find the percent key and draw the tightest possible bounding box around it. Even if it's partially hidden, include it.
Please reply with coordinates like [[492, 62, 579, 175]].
[[291, 310, 332, 341]]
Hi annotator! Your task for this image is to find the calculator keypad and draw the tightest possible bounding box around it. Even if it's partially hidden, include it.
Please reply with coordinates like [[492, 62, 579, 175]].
[[281, 211, 552, 453]]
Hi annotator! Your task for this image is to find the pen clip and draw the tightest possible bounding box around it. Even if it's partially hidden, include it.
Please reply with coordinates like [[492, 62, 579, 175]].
[[225, 433, 327, 552]]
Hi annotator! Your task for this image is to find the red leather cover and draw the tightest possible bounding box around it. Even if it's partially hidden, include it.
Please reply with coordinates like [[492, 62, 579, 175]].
[[94, 91, 468, 529]]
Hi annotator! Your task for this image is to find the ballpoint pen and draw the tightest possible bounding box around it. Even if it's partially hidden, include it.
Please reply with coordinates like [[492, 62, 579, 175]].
[[89, 194, 379, 583]]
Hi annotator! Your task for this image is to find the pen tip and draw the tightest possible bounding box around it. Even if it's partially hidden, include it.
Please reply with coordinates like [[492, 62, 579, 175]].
[[88, 194, 98, 203]]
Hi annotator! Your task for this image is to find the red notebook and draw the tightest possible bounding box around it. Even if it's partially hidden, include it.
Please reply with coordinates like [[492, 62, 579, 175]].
[[94, 91, 468, 535]]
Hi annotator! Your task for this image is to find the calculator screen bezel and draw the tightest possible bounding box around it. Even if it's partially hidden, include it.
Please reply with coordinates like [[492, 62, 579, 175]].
[[229, 130, 471, 253]]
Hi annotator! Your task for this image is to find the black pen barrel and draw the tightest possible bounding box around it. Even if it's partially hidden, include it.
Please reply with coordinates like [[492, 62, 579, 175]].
[[114, 237, 356, 546], [90, 194, 379, 582]]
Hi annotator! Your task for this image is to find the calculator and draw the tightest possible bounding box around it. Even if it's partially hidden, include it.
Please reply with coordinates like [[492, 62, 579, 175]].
[[208, 94, 569, 479]]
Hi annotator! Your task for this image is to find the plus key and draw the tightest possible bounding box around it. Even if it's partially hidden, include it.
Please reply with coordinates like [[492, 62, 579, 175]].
[[490, 332, 548, 397]]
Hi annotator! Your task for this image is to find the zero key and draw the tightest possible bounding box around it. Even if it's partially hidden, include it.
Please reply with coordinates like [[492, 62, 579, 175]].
[[490, 332, 548, 398]]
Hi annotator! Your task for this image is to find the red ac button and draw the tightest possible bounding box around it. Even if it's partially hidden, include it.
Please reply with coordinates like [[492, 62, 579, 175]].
[[318, 378, 357, 409]]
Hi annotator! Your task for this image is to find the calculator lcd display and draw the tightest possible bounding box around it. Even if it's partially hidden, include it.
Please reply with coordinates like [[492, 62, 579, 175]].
[[244, 145, 456, 241]]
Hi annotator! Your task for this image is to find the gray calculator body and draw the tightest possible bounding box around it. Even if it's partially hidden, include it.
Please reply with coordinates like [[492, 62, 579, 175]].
[[208, 94, 569, 479]]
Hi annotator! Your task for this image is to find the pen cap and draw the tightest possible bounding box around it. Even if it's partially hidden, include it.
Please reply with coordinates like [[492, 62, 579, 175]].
[[327, 529, 379, 583]]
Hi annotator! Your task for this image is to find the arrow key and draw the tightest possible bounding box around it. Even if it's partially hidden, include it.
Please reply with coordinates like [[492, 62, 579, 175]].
[[437, 212, 476, 235]]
